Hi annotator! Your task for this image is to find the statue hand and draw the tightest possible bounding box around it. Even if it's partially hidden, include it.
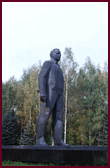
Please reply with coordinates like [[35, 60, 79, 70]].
[[40, 96, 46, 102]]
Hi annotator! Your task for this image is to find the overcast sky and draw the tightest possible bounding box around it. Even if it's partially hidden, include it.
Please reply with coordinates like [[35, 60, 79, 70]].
[[2, 2, 108, 83]]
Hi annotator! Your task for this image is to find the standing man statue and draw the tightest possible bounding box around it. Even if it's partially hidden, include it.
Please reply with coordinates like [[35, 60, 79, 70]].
[[36, 48, 70, 147]]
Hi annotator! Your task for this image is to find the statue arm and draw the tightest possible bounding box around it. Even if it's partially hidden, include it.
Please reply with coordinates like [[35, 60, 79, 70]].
[[38, 61, 51, 99]]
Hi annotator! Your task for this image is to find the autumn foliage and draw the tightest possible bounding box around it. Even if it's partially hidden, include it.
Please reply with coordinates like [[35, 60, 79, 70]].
[[2, 48, 108, 146]]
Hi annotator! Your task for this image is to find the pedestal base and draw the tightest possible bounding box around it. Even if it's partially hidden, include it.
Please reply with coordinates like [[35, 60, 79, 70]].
[[2, 145, 108, 166]]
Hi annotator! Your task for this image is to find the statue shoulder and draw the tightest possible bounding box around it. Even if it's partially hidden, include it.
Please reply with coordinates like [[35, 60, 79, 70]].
[[42, 60, 53, 68]]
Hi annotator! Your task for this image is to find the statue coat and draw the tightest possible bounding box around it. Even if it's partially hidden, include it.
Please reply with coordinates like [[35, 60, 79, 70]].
[[38, 60, 64, 112]]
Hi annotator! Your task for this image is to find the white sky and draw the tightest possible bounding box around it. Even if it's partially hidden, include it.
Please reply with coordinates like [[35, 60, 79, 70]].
[[2, 2, 108, 82]]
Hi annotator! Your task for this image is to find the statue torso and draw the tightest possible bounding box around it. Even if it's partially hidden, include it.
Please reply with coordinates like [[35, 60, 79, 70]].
[[48, 62, 64, 93]]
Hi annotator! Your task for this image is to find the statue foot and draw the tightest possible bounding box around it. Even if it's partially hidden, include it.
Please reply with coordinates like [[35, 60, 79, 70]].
[[54, 140, 71, 148], [36, 137, 48, 146], [36, 143, 48, 147]]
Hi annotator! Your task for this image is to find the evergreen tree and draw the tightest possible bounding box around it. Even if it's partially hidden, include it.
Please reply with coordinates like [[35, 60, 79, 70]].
[[96, 109, 108, 146], [2, 109, 20, 145], [2, 76, 18, 118], [19, 125, 34, 145]]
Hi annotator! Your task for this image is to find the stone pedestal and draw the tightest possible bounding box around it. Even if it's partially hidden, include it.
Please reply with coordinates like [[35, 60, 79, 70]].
[[2, 145, 108, 166]]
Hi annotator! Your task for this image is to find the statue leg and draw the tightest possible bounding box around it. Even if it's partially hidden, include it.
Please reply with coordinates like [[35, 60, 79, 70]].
[[36, 92, 58, 146], [52, 94, 71, 147], [36, 102, 50, 146]]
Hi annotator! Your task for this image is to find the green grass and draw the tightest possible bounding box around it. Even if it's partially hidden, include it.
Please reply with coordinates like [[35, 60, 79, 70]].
[[2, 160, 108, 166], [2, 160, 65, 166]]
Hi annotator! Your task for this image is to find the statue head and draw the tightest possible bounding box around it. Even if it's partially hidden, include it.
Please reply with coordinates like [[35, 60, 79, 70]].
[[50, 48, 61, 62]]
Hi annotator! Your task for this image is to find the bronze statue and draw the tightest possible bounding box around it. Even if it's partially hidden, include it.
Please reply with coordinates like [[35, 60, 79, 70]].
[[36, 48, 70, 147]]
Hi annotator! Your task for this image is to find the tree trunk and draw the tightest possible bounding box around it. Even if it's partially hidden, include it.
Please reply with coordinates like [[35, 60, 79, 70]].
[[88, 106, 92, 146], [64, 72, 68, 143], [29, 106, 31, 127], [81, 131, 83, 146], [89, 127, 92, 146]]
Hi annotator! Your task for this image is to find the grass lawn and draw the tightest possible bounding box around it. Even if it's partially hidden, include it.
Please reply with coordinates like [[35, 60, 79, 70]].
[[2, 160, 108, 166], [2, 160, 67, 166]]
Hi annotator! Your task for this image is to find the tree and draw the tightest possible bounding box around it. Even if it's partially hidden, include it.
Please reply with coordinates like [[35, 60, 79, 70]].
[[2, 76, 18, 118], [19, 125, 34, 145], [61, 47, 78, 144], [95, 64, 108, 146], [96, 109, 108, 146], [75, 58, 108, 146], [73, 68, 89, 145], [16, 64, 41, 145], [2, 109, 20, 145]]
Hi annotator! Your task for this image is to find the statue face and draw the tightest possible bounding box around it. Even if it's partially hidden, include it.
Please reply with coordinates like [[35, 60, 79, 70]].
[[51, 49, 61, 61]]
